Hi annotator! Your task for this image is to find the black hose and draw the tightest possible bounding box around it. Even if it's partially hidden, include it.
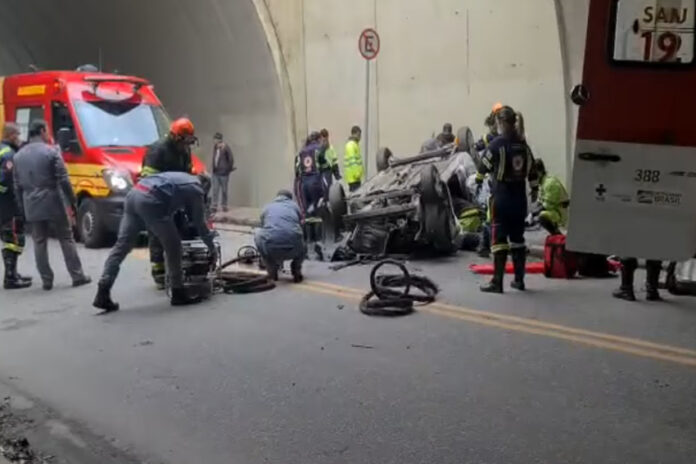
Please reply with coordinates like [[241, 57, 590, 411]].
[[215, 247, 276, 294], [359, 260, 439, 317]]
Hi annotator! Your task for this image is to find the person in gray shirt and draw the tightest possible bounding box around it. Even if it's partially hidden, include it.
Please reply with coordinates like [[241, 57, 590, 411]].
[[13, 120, 91, 291], [254, 190, 305, 282], [93, 172, 217, 313]]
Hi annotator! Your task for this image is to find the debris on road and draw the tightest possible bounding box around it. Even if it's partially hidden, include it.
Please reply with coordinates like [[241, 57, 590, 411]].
[[359, 260, 439, 317], [0, 398, 48, 464]]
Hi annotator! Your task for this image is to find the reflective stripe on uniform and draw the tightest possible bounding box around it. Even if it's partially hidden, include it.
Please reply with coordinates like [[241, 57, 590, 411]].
[[2, 243, 23, 253], [497, 147, 506, 181], [141, 166, 160, 177], [491, 243, 510, 253]]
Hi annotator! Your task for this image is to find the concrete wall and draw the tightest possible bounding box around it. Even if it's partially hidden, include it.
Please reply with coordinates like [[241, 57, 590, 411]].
[[0, 0, 590, 206], [0, 0, 291, 207], [267, 0, 591, 184]]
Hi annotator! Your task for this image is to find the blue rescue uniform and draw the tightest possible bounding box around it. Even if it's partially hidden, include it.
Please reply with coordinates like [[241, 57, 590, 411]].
[[478, 133, 538, 254]]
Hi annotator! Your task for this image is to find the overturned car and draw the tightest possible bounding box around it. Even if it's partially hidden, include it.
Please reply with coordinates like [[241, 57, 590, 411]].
[[327, 127, 479, 255]]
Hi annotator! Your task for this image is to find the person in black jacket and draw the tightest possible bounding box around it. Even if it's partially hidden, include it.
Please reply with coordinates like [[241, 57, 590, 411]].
[[0, 123, 32, 289], [141, 118, 197, 288], [211, 132, 235, 213]]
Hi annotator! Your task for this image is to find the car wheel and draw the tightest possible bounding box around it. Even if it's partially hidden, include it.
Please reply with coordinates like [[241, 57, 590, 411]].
[[456, 126, 476, 155], [328, 182, 347, 231], [78, 199, 109, 248], [420, 166, 458, 253], [376, 147, 393, 172]]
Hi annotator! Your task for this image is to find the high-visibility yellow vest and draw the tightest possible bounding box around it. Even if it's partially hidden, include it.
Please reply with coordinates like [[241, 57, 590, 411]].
[[344, 139, 363, 184]]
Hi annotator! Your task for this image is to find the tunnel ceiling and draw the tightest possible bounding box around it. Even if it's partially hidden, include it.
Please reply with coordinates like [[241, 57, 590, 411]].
[[0, 0, 290, 207]]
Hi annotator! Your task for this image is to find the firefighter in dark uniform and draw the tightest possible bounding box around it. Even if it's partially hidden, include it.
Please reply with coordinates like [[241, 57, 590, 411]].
[[295, 132, 326, 217], [141, 118, 197, 288], [476, 106, 538, 293], [0, 123, 32, 289]]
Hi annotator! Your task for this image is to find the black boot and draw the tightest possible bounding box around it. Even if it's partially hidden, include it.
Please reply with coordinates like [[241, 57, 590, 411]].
[[510, 247, 526, 291], [170, 287, 203, 306], [93, 284, 119, 313], [645, 260, 663, 301], [481, 250, 507, 294], [2, 250, 32, 290], [291, 260, 303, 283], [613, 258, 636, 301]]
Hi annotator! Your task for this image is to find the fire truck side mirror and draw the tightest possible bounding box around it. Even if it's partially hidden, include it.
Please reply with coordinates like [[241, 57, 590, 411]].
[[56, 127, 80, 154]]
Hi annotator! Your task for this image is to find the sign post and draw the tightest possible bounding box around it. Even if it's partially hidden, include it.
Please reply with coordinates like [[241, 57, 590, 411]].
[[359, 28, 380, 179]]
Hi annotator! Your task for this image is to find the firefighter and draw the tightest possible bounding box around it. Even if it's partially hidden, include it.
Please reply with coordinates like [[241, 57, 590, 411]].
[[141, 118, 197, 289], [476, 106, 538, 293], [0, 123, 32, 289], [474, 103, 504, 154], [318, 128, 341, 195], [344, 126, 364, 192], [295, 132, 325, 216], [533, 158, 569, 235], [93, 172, 217, 313], [613, 259, 663, 302]]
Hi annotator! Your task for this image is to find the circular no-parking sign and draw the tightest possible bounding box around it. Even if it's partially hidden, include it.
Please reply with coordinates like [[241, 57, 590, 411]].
[[359, 28, 380, 60]]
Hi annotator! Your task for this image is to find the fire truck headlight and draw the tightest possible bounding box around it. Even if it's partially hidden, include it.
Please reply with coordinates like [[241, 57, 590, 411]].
[[104, 170, 131, 192]]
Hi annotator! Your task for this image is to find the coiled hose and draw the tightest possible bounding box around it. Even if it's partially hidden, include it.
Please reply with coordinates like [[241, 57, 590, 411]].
[[215, 246, 276, 294], [359, 260, 439, 317]]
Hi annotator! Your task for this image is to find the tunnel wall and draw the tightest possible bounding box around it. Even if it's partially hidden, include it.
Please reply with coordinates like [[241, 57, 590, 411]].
[[0, 0, 590, 206], [0, 0, 292, 207], [264, 0, 591, 184]]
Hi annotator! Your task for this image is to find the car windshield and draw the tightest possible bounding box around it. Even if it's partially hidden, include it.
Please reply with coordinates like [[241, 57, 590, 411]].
[[74, 100, 170, 148]]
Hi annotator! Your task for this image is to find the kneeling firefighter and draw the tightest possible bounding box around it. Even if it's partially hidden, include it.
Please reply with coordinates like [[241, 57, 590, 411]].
[[0, 123, 32, 289], [476, 106, 539, 293], [93, 172, 217, 313], [141, 118, 197, 289]]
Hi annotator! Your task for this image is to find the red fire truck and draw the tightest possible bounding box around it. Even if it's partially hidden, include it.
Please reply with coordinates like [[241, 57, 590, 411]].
[[0, 69, 206, 247]]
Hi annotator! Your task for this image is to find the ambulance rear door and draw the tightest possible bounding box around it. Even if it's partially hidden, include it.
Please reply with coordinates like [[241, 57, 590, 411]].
[[567, 0, 696, 261]]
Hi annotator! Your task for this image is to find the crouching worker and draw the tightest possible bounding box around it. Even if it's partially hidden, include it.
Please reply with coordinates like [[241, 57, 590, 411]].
[[255, 190, 305, 283], [533, 158, 569, 235], [93, 172, 217, 313]]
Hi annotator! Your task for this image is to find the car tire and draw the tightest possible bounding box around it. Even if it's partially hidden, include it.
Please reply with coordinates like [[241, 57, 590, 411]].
[[78, 199, 109, 248], [376, 147, 393, 172], [420, 166, 458, 253], [456, 126, 476, 155], [328, 182, 347, 231]]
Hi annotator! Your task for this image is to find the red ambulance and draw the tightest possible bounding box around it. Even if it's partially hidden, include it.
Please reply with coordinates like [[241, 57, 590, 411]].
[[568, 0, 696, 261]]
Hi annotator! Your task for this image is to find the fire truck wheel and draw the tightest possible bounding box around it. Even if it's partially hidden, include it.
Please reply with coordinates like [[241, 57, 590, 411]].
[[78, 199, 109, 249]]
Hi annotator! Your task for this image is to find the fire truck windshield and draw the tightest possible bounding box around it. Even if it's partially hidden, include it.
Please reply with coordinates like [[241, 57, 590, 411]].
[[74, 100, 170, 148]]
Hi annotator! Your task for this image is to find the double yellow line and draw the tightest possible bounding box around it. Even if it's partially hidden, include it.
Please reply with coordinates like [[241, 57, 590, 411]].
[[296, 279, 696, 368]]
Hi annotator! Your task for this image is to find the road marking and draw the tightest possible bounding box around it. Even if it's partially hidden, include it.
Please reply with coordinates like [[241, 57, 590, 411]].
[[295, 281, 696, 368], [131, 256, 696, 368]]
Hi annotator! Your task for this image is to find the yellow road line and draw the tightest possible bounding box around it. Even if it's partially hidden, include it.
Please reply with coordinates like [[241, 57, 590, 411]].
[[295, 281, 696, 368], [131, 255, 696, 367], [304, 280, 696, 359]]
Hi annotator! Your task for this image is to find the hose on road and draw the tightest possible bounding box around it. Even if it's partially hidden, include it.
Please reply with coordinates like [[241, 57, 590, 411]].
[[215, 247, 276, 294], [359, 260, 439, 317]]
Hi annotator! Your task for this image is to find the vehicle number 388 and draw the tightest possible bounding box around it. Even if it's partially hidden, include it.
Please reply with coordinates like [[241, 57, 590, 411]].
[[634, 169, 660, 183]]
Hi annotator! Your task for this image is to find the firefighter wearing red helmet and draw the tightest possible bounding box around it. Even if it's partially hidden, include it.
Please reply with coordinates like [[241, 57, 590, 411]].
[[141, 117, 197, 288]]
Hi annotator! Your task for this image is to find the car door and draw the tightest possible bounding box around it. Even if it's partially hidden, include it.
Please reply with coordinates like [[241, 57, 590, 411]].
[[567, 0, 696, 261]]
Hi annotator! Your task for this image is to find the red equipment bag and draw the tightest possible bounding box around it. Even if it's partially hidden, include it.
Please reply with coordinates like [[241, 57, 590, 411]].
[[544, 234, 578, 279]]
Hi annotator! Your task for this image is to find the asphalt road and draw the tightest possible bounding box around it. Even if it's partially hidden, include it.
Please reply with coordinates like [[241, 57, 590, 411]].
[[1, 229, 695, 464]]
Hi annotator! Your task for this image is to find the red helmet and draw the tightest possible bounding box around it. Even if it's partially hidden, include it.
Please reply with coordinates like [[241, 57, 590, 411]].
[[170, 118, 195, 138]]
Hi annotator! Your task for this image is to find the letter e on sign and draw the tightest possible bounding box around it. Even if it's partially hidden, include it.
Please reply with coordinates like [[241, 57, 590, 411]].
[[359, 28, 380, 60]]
